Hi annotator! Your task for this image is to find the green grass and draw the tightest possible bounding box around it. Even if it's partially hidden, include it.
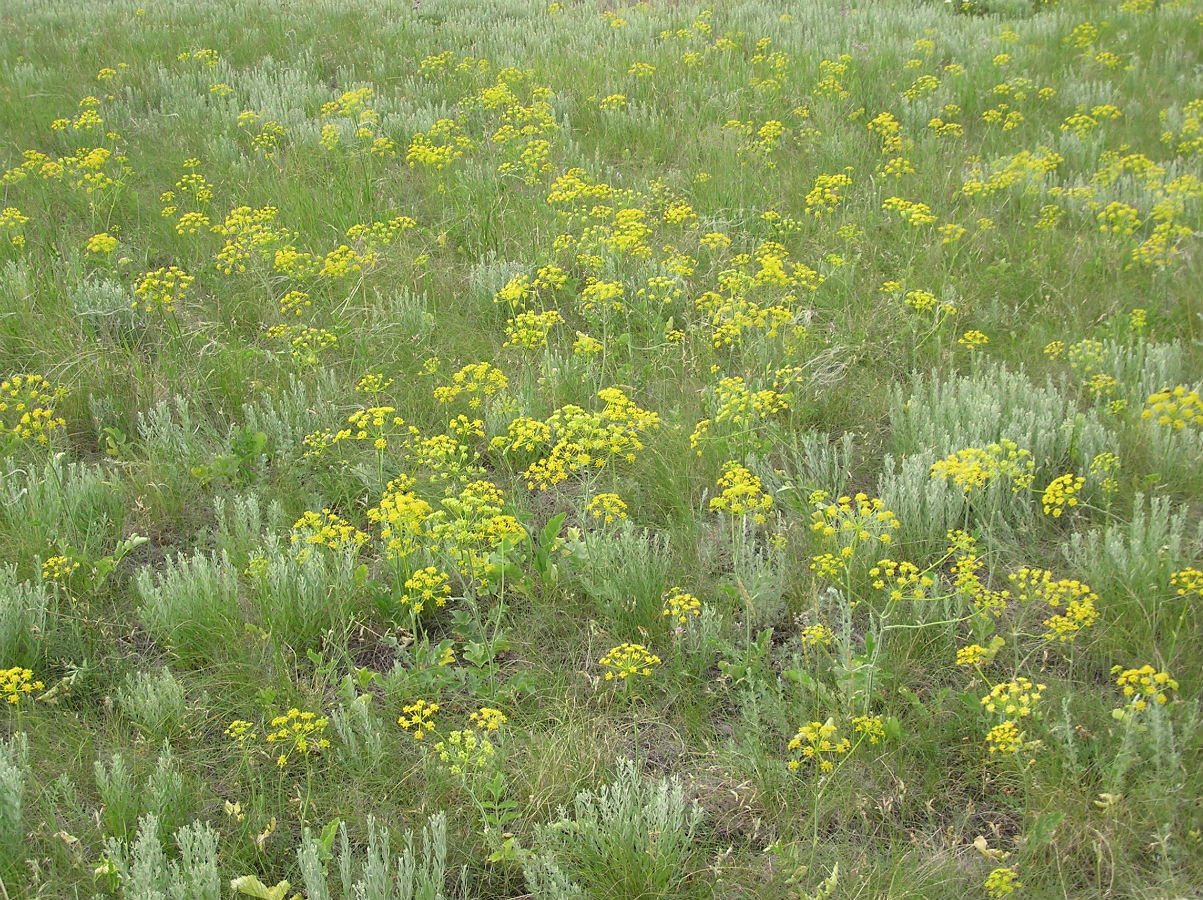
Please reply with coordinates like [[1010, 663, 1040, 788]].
[[1, 0, 1202, 897]]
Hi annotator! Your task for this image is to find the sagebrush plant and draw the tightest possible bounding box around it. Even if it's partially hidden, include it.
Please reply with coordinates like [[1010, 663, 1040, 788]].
[[1, 0, 1202, 896]]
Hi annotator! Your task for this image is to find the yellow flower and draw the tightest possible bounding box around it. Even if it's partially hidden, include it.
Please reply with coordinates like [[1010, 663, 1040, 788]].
[[1041, 473, 1085, 517], [662, 588, 702, 625], [225, 719, 257, 743], [1112, 664, 1178, 712], [265, 708, 331, 767], [599, 643, 661, 681], [586, 492, 628, 525], [985, 867, 1022, 898], [1, 667, 44, 707], [398, 699, 439, 740], [86, 232, 118, 254], [469, 706, 507, 732]]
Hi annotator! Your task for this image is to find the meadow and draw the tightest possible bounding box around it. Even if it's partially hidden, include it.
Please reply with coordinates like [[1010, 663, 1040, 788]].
[[1, 0, 1202, 896]]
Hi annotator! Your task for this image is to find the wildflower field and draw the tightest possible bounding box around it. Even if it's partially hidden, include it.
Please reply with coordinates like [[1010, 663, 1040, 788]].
[[2, 0, 1202, 896]]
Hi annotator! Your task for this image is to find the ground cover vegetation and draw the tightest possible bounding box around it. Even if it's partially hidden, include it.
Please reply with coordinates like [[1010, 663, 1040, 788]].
[[0, 0, 1201, 896]]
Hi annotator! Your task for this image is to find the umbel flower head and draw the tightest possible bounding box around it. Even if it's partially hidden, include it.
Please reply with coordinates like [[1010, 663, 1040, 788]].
[[265, 707, 330, 767], [599, 643, 661, 681]]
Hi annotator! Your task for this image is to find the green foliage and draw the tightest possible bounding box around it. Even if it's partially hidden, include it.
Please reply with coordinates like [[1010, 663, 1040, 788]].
[[526, 759, 702, 900], [116, 667, 188, 741], [134, 551, 241, 664], [1, 0, 1202, 896]]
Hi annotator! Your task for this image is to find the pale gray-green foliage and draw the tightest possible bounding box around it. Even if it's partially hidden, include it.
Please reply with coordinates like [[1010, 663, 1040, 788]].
[[134, 551, 240, 661], [729, 521, 786, 630], [239, 372, 340, 461], [70, 277, 141, 345], [1061, 493, 1203, 601], [0, 733, 29, 869], [95, 753, 138, 841], [104, 815, 221, 900], [364, 287, 436, 343], [239, 54, 324, 126], [145, 744, 187, 838], [1087, 339, 1186, 411], [249, 547, 361, 648], [96, 746, 187, 846], [331, 693, 386, 771], [522, 853, 586, 900], [877, 451, 978, 549], [467, 251, 528, 307], [778, 431, 856, 501], [528, 758, 701, 900], [116, 668, 187, 740], [0, 455, 122, 555], [138, 396, 234, 474], [0, 564, 48, 664], [212, 492, 286, 567], [888, 361, 1112, 470], [298, 814, 451, 900], [576, 524, 672, 634]]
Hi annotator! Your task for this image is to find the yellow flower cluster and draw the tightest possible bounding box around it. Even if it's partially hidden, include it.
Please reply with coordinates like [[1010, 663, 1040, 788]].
[[1041, 473, 1085, 517], [799, 623, 834, 646], [398, 699, 439, 740], [1143, 386, 1203, 429], [401, 566, 452, 614], [1112, 664, 1177, 711], [345, 405, 406, 451], [1008, 568, 1099, 642], [433, 362, 509, 408], [804, 172, 852, 216], [470, 706, 507, 732], [285, 326, 338, 367], [367, 478, 432, 561], [947, 531, 1008, 616], [42, 555, 80, 584], [266, 708, 331, 767], [930, 441, 1035, 493], [787, 718, 850, 773], [599, 643, 661, 680], [424, 480, 528, 590], [586, 492, 628, 525], [435, 728, 495, 776], [86, 231, 117, 254], [407, 118, 474, 170], [882, 196, 937, 226], [0, 374, 67, 444], [1089, 452, 1120, 493], [984, 866, 1022, 899], [959, 330, 989, 348], [809, 491, 899, 552], [710, 462, 774, 524], [225, 719, 256, 743], [957, 644, 989, 666], [1, 667, 43, 707], [504, 308, 564, 349], [662, 587, 701, 625], [520, 389, 660, 490], [868, 558, 934, 601], [981, 677, 1045, 718], [985, 720, 1023, 754], [0, 205, 28, 248], [1170, 567, 1203, 598], [133, 265, 193, 314], [852, 714, 886, 744], [290, 509, 368, 556], [211, 205, 286, 275], [1097, 201, 1141, 236]]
